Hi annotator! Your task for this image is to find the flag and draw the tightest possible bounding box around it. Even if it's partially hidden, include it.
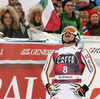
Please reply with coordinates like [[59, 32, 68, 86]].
[[42, 0, 60, 31], [82, 21, 91, 36]]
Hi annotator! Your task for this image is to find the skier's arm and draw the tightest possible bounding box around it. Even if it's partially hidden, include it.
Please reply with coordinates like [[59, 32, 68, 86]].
[[41, 50, 55, 86], [74, 48, 97, 98], [81, 48, 97, 88]]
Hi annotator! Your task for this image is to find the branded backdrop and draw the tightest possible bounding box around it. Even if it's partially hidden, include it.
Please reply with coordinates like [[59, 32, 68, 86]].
[[0, 42, 100, 99], [0, 42, 62, 99]]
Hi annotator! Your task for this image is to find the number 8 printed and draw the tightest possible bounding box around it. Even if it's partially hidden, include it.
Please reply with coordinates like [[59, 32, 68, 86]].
[[63, 66, 68, 73]]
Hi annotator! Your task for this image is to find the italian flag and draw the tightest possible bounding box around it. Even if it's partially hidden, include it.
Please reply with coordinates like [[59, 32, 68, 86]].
[[42, 0, 60, 31]]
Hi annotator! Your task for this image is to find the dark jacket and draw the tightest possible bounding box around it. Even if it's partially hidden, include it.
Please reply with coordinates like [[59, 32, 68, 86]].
[[86, 21, 100, 36], [79, 1, 97, 13], [3, 26, 29, 38]]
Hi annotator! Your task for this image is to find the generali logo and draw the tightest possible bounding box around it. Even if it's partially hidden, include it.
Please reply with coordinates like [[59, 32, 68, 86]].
[[89, 48, 100, 53], [21, 49, 52, 55], [0, 76, 37, 99], [0, 49, 3, 55]]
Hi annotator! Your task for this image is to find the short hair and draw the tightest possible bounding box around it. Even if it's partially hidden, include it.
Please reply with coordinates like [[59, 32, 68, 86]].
[[79, 11, 89, 18], [92, 6, 100, 11]]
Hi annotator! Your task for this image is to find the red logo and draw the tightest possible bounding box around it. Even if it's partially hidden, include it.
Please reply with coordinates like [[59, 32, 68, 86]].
[[85, 54, 89, 59], [90, 88, 100, 99]]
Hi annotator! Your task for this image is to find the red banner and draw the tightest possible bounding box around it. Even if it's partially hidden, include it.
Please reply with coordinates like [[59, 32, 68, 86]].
[[0, 64, 48, 99], [0, 43, 63, 99], [0, 42, 100, 99], [0, 43, 63, 61]]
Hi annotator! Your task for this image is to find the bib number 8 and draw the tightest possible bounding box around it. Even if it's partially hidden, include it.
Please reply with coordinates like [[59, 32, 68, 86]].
[[63, 66, 68, 73]]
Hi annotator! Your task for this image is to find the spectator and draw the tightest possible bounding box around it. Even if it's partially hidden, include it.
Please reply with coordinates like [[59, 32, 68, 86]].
[[92, 6, 100, 18], [27, 6, 44, 39], [86, 10, 100, 36], [13, 2, 29, 26], [56, 0, 83, 35], [52, 0, 58, 4], [52, 0, 58, 13], [57, 0, 63, 17], [12, 3, 29, 38], [27, 6, 58, 40], [79, 11, 89, 25], [8, 0, 19, 6], [28, 6, 44, 31], [90, 0, 100, 6], [72, 0, 80, 13], [0, 6, 28, 38], [76, 0, 97, 13], [57, 0, 63, 9]]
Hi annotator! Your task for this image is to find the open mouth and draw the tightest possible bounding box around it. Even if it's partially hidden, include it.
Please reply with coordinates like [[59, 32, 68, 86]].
[[6, 20, 11, 24], [65, 35, 70, 37]]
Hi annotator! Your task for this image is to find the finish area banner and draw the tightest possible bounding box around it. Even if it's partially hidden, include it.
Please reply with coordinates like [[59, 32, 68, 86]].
[[0, 42, 100, 99], [0, 42, 63, 99], [0, 43, 62, 61]]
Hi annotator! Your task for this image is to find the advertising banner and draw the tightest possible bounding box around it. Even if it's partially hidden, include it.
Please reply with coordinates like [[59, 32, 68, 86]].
[[0, 42, 62, 99], [0, 42, 100, 99]]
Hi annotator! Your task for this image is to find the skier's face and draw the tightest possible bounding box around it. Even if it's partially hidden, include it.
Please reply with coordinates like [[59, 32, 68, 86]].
[[63, 31, 75, 42]]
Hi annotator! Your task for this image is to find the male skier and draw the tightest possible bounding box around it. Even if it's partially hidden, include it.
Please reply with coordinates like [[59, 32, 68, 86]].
[[41, 26, 97, 99]]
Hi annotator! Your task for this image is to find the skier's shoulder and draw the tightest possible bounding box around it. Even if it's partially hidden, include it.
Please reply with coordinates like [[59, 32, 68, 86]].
[[53, 48, 61, 53], [81, 47, 90, 55]]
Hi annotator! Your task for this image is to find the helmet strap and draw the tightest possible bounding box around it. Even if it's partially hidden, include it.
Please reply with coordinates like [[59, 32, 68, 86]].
[[62, 35, 78, 46], [62, 38, 77, 46], [63, 40, 75, 44]]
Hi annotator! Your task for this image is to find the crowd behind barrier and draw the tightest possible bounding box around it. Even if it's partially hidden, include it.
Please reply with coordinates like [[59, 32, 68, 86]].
[[0, 0, 100, 38], [0, 0, 100, 65]]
